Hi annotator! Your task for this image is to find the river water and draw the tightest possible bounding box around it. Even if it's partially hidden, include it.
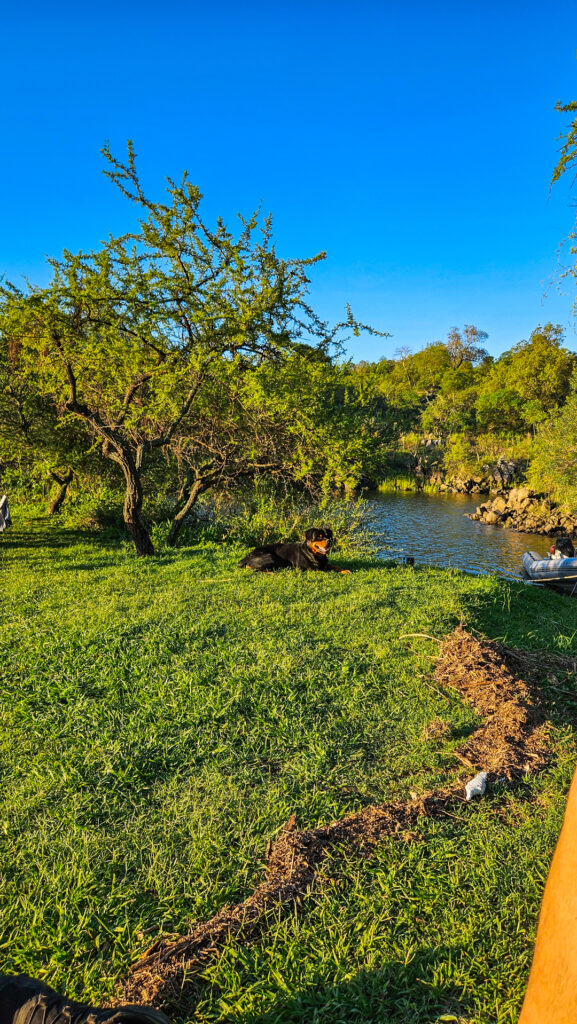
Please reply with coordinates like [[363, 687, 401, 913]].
[[364, 490, 552, 580]]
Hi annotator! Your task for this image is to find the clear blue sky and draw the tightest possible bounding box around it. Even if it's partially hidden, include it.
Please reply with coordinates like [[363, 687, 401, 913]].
[[2, 0, 577, 360]]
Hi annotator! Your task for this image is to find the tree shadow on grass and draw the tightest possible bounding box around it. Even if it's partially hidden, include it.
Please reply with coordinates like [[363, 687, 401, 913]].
[[460, 575, 577, 654], [2, 525, 106, 550], [455, 577, 577, 730], [193, 947, 473, 1024], [2, 525, 214, 568]]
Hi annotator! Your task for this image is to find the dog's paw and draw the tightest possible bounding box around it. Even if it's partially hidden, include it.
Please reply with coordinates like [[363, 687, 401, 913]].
[[340, 569, 352, 575]]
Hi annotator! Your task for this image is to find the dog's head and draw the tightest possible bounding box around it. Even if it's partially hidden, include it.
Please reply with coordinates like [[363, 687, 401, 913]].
[[305, 527, 334, 557], [554, 535, 575, 558]]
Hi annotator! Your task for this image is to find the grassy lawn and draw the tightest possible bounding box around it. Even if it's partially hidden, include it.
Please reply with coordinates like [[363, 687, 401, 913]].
[[1, 514, 576, 1023]]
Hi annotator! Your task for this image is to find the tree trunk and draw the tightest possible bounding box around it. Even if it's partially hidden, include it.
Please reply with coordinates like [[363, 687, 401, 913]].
[[48, 469, 74, 515], [59, 383, 155, 554], [167, 477, 205, 547], [122, 461, 155, 556]]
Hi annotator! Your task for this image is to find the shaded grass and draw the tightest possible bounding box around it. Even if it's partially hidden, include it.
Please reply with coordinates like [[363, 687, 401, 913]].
[[1, 514, 577, 1022], [199, 762, 575, 1024]]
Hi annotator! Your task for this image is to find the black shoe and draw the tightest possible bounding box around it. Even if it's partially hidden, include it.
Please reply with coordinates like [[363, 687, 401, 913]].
[[0, 974, 172, 1024]]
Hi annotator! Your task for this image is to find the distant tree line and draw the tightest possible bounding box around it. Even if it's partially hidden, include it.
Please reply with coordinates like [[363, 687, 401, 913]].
[[349, 322, 577, 489]]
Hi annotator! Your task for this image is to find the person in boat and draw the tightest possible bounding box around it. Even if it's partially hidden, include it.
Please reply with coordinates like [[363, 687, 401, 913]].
[[549, 535, 575, 559]]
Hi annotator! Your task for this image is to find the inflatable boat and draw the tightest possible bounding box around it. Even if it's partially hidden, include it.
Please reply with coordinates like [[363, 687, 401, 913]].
[[522, 551, 577, 593]]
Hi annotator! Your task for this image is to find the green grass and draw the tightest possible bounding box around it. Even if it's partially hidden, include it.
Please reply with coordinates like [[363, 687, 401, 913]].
[[1, 514, 577, 1023], [377, 476, 440, 495]]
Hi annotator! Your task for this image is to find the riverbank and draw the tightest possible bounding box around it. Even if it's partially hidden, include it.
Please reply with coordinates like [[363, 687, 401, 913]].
[[2, 516, 577, 1022], [377, 456, 522, 498], [364, 490, 551, 577], [468, 487, 577, 537], [377, 474, 577, 540], [377, 473, 490, 496]]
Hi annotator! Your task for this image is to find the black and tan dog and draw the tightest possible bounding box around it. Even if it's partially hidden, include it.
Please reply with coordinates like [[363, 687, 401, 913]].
[[239, 527, 351, 574]]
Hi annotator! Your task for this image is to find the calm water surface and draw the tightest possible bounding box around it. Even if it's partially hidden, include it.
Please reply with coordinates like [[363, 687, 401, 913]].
[[365, 490, 551, 580]]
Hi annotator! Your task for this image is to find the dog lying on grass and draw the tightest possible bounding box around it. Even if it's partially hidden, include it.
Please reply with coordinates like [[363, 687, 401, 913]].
[[239, 527, 351, 574]]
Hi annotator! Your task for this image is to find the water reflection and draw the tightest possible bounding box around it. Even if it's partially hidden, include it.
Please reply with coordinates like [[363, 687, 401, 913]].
[[364, 490, 551, 580]]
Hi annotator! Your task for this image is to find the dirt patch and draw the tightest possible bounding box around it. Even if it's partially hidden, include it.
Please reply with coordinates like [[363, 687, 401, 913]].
[[118, 627, 555, 1013], [422, 717, 452, 742], [435, 626, 550, 779]]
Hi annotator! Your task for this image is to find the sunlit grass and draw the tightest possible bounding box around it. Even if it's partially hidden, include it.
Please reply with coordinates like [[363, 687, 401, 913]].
[[1, 514, 576, 1023], [377, 475, 440, 494]]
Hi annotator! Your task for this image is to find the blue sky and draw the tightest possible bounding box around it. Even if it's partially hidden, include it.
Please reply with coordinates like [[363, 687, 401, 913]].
[[1, 0, 577, 360]]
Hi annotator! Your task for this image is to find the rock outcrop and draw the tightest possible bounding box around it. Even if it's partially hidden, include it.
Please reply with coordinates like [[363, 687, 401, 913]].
[[467, 487, 577, 537], [426, 458, 526, 496], [429, 472, 490, 494]]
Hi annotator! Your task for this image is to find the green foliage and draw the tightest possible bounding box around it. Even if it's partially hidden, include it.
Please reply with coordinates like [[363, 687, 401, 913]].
[[529, 374, 577, 511], [353, 343, 452, 413], [476, 386, 526, 433], [442, 431, 533, 481], [242, 354, 393, 496], [191, 487, 377, 555], [56, 485, 127, 532], [349, 322, 575, 491], [476, 325, 575, 434], [2, 514, 576, 1022], [0, 326, 105, 503], [2, 167, 576, 521], [443, 432, 477, 476], [0, 143, 386, 553], [421, 386, 478, 438]]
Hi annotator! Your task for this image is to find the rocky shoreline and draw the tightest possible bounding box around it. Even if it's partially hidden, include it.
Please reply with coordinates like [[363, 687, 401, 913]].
[[427, 457, 523, 497], [382, 455, 577, 538], [428, 472, 490, 495], [467, 487, 577, 538]]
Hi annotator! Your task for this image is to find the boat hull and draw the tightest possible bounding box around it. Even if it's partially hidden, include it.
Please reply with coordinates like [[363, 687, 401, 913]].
[[522, 551, 577, 593]]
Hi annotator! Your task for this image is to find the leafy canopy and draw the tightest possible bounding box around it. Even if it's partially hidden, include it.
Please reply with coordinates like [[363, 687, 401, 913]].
[[0, 143, 387, 551]]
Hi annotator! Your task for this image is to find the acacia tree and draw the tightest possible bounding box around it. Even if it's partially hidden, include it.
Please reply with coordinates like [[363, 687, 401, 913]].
[[446, 325, 489, 369], [164, 359, 287, 547], [1, 144, 381, 555], [164, 348, 395, 547]]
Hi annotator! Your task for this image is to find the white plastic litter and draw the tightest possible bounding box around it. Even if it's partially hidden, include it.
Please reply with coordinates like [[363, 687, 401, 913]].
[[465, 771, 488, 802]]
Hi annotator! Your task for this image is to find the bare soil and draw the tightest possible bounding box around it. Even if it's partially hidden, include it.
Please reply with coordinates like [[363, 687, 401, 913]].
[[117, 627, 555, 1013]]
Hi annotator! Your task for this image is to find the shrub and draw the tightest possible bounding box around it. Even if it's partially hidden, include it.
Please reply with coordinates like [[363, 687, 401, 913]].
[[175, 487, 378, 556], [59, 487, 124, 532]]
